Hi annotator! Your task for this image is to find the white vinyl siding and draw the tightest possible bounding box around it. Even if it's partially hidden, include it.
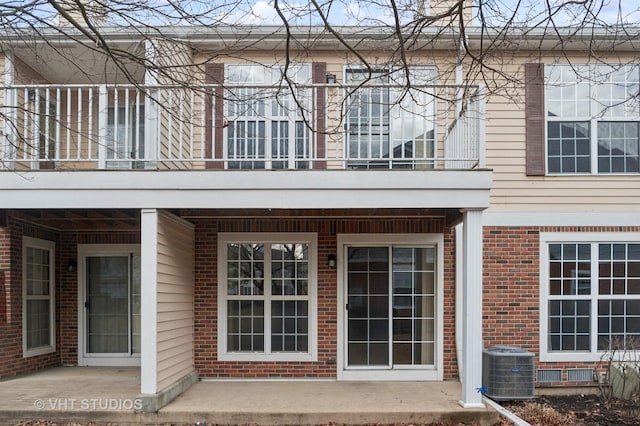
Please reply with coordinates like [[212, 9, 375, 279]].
[[156, 211, 195, 391]]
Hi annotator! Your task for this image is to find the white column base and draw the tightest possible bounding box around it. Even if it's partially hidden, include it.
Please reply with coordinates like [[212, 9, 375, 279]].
[[458, 400, 486, 409]]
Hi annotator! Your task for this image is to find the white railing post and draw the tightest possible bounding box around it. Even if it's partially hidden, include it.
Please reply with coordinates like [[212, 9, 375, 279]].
[[97, 84, 108, 169], [2, 51, 16, 169], [144, 88, 159, 169], [477, 85, 486, 168], [143, 38, 160, 169]]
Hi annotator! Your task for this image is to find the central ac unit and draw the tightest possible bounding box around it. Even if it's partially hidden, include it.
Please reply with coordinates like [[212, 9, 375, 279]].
[[482, 345, 534, 400]]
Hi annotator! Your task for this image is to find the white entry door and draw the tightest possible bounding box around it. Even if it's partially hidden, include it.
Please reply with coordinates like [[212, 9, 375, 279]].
[[78, 245, 141, 366], [338, 235, 444, 381]]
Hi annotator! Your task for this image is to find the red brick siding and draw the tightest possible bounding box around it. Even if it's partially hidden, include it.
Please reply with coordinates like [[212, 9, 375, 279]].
[[0, 217, 60, 379], [0, 213, 140, 379], [193, 217, 456, 379], [482, 225, 640, 383], [443, 228, 458, 379]]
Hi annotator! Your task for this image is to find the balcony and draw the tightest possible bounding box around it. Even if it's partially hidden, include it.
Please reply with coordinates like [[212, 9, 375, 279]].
[[1, 83, 485, 171], [0, 82, 490, 211]]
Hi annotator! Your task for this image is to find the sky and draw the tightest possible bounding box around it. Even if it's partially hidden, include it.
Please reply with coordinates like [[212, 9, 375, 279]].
[[211, 0, 640, 27], [3, 0, 640, 29]]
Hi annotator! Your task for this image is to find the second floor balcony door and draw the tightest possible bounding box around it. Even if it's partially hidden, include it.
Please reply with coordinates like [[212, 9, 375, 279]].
[[345, 67, 437, 169], [225, 64, 312, 170], [106, 104, 145, 169]]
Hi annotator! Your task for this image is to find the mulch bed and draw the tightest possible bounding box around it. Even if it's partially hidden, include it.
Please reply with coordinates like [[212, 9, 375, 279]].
[[503, 393, 640, 425]]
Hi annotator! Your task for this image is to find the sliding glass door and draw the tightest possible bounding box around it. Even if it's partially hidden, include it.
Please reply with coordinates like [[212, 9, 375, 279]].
[[345, 246, 436, 370], [80, 246, 141, 365]]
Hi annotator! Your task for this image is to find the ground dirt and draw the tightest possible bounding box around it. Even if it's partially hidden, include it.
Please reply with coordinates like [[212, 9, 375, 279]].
[[502, 393, 640, 425]]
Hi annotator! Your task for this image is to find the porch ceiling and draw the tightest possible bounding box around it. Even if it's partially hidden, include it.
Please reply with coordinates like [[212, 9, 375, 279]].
[[7, 207, 466, 230], [10, 209, 142, 231], [12, 41, 146, 84]]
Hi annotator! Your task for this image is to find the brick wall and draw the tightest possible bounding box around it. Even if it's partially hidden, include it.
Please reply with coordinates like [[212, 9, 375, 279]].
[[193, 216, 459, 379], [0, 217, 60, 379], [482, 225, 640, 384], [0, 213, 141, 379]]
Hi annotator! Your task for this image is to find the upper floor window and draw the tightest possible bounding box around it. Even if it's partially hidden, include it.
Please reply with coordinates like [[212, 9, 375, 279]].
[[345, 66, 437, 169], [224, 64, 312, 170], [545, 65, 640, 174]]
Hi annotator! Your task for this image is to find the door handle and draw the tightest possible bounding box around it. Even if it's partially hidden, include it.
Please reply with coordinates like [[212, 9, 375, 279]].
[[346, 303, 349, 311], [84, 301, 90, 310]]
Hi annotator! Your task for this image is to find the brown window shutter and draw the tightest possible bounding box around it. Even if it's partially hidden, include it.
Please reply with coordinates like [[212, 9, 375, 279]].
[[312, 62, 327, 169], [205, 63, 224, 169], [525, 63, 545, 176]]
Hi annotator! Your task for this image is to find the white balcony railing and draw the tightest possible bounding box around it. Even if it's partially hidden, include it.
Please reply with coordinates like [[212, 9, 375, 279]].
[[1, 83, 485, 171]]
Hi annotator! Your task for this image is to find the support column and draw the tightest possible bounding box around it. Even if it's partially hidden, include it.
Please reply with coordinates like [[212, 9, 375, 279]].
[[459, 209, 485, 408], [140, 208, 158, 395]]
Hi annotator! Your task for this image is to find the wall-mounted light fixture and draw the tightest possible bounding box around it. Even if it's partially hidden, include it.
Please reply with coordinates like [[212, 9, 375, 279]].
[[327, 254, 337, 268], [67, 259, 77, 273], [326, 73, 337, 84]]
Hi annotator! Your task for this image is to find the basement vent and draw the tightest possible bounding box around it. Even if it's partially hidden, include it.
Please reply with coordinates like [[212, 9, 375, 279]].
[[537, 369, 562, 382], [567, 369, 594, 382]]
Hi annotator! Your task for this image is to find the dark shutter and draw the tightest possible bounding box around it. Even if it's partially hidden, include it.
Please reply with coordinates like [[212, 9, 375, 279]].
[[205, 63, 224, 169], [312, 62, 327, 169], [525, 63, 545, 176]]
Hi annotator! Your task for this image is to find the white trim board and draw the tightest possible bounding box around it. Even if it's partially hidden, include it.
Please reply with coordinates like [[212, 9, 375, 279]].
[[484, 212, 640, 227], [0, 170, 491, 210]]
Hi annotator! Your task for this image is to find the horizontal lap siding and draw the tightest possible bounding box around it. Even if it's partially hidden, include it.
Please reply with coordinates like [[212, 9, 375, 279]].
[[484, 54, 640, 212], [156, 212, 195, 391]]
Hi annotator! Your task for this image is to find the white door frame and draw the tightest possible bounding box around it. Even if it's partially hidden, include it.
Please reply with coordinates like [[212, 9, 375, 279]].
[[336, 234, 444, 381], [77, 244, 141, 367]]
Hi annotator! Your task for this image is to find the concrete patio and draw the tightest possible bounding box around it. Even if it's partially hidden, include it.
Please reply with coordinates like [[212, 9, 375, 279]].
[[0, 367, 500, 425]]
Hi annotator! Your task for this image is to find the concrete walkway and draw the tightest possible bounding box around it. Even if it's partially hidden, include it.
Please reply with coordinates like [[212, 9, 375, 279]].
[[0, 367, 499, 425]]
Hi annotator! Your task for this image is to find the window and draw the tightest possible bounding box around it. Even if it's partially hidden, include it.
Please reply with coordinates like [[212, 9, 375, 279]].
[[218, 233, 317, 361], [546, 65, 640, 174], [345, 67, 436, 169], [22, 237, 55, 357], [224, 64, 312, 170], [540, 233, 640, 362]]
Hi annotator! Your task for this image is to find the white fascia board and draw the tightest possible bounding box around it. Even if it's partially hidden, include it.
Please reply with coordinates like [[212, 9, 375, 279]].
[[0, 170, 492, 210], [484, 211, 640, 227]]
